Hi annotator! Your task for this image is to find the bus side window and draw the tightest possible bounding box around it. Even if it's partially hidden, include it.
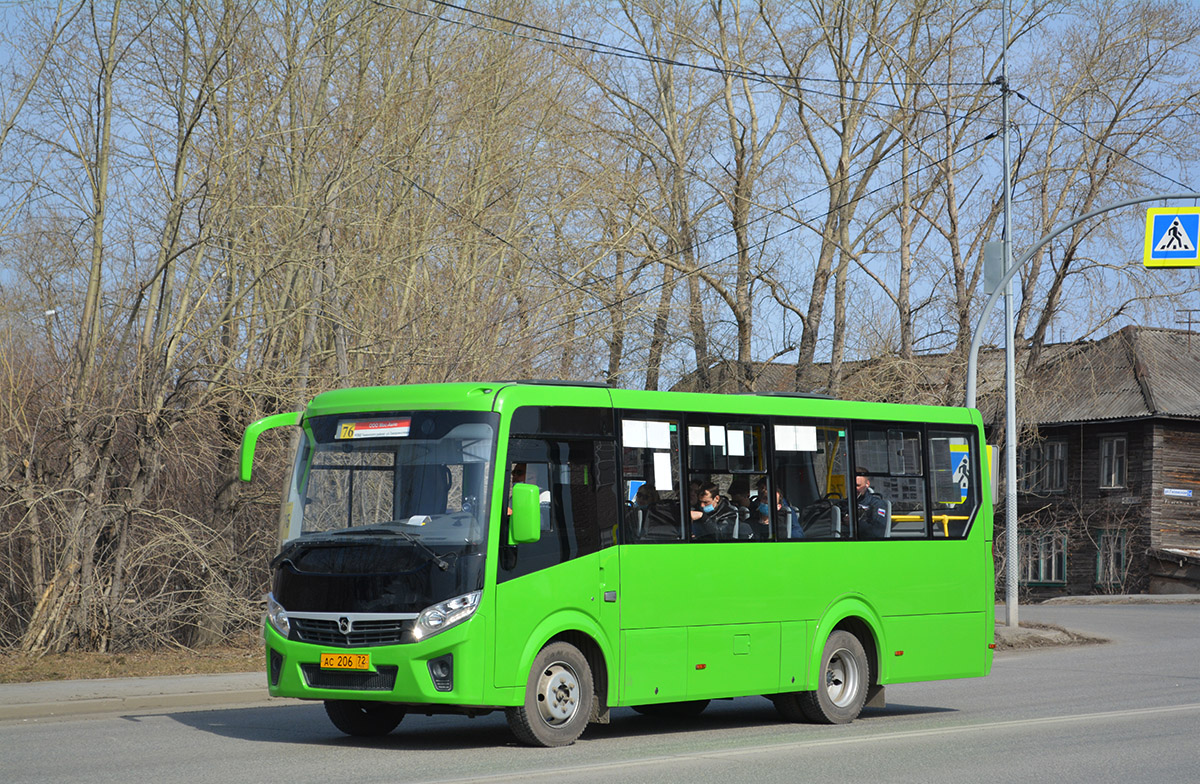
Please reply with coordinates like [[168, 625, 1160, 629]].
[[929, 428, 979, 539], [774, 421, 850, 541], [684, 419, 766, 541], [620, 418, 683, 543], [499, 438, 616, 582], [853, 425, 927, 539]]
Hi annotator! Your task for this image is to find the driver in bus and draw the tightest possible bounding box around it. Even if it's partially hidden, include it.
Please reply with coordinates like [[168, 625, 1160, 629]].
[[692, 481, 738, 541], [855, 468, 889, 538]]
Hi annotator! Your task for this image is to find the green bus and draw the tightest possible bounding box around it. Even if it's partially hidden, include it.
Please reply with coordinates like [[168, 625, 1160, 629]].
[[240, 381, 994, 747]]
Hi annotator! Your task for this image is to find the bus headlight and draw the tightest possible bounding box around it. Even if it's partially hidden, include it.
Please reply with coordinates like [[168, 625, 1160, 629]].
[[266, 593, 290, 637], [413, 590, 481, 641]]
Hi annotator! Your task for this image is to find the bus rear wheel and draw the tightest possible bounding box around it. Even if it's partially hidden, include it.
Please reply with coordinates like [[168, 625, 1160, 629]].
[[506, 641, 594, 747], [798, 630, 870, 724], [323, 700, 405, 737]]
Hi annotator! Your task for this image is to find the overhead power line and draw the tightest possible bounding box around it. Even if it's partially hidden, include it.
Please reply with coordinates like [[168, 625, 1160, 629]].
[[371, 0, 992, 119], [1012, 89, 1196, 192]]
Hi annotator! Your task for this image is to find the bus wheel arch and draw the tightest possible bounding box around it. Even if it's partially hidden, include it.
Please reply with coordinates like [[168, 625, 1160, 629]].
[[775, 607, 883, 725]]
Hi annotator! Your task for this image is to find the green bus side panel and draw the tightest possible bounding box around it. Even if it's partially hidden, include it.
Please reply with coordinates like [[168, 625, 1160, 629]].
[[618, 540, 991, 690], [622, 627, 688, 704], [882, 612, 988, 683], [686, 622, 781, 699], [491, 555, 612, 690], [618, 541, 987, 630], [780, 620, 812, 692], [620, 622, 809, 704]]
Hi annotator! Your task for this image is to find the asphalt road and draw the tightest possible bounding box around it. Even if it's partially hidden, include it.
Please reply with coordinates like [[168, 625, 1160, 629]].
[[2, 603, 1197, 784]]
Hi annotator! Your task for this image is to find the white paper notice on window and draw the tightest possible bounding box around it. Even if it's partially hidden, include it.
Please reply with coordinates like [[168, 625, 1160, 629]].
[[688, 426, 707, 446], [648, 421, 671, 450], [709, 425, 726, 452], [653, 451, 673, 491], [775, 424, 818, 452], [728, 429, 746, 457], [622, 419, 648, 449]]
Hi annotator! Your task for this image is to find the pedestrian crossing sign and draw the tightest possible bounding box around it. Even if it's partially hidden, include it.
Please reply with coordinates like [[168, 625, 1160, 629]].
[[1144, 207, 1200, 267]]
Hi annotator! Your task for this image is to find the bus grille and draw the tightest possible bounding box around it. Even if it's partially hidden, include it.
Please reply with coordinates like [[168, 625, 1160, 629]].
[[292, 617, 410, 647], [300, 664, 398, 691]]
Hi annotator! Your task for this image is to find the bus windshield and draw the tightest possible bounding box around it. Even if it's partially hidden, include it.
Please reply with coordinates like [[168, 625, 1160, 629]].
[[286, 411, 497, 543]]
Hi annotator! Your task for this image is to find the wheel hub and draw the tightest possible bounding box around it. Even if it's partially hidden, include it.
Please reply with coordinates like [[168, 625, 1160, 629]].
[[536, 662, 578, 725], [824, 648, 860, 708]]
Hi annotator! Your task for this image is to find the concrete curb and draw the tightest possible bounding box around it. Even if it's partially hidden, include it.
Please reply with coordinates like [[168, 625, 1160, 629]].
[[1038, 593, 1200, 605], [0, 672, 271, 722]]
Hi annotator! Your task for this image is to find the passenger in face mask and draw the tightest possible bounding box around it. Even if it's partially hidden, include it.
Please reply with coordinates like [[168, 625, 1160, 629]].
[[692, 482, 738, 541]]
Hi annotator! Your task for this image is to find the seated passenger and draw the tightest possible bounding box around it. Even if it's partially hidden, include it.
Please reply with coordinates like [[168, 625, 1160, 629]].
[[627, 484, 659, 538], [691, 482, 738, 541], [727, 478, 756, 539], [754, 477, 792, 539], [855, 468, 889, 538]]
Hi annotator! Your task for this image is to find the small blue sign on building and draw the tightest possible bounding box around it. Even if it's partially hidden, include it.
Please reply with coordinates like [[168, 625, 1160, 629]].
[[1145, 208, 1200, 267]]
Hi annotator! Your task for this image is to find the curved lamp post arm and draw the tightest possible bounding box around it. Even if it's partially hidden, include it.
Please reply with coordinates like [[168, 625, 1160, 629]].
[[964, 192, 1200, 408]]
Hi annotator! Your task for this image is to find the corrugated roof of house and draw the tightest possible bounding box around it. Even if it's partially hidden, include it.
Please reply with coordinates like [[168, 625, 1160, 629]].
[[1014, 326, 1200, 424]]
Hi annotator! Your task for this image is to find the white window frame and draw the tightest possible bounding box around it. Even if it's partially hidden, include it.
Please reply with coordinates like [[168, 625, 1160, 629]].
[[1018, 440, 1067, 494], [1099, 435, 1127, 489], [1096, 530, 1127, 586], [1020, 530, 1065, 584]]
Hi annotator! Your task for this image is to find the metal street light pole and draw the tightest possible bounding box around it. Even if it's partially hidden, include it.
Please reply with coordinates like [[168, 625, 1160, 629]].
[[1000, 0, 1018, 628]]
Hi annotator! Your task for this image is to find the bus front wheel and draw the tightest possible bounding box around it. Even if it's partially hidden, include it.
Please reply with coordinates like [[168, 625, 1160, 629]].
[[323, 700, 405, 737], [798, 630, 870, 724], [506, 641, 594, 747]]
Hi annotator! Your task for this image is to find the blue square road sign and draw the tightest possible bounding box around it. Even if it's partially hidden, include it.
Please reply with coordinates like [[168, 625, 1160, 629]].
[[1145, 208, 1200, 267]]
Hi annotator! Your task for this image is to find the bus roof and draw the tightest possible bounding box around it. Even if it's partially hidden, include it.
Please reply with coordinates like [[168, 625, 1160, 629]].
[[302, 381, 982, 429]]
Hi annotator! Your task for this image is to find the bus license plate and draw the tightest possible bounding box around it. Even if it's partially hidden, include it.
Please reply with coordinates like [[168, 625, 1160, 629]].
[[320, 652, 370, 671]]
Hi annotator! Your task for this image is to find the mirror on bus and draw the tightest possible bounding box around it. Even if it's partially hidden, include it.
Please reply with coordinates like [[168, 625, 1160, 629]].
[[509, 482, 542, 544]]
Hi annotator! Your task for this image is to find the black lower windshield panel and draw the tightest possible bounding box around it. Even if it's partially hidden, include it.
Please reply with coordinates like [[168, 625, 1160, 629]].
[[273, 538, 484, 614]]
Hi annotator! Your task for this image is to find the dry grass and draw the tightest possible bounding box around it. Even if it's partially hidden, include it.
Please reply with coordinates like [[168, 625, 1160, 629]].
[[0, 639, 262, 684]]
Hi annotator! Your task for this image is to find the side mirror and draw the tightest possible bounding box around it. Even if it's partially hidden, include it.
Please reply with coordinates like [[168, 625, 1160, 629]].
[[240, 412, 300, 481], [509, 483, 542, 544]]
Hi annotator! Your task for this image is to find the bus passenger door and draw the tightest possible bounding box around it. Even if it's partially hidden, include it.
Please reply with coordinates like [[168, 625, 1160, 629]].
[[615, 416, 691, 705], [493, 437, 621, 694]]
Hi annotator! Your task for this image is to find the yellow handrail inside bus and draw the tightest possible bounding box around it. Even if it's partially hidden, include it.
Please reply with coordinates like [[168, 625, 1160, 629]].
[[890, 513, 971, 537]]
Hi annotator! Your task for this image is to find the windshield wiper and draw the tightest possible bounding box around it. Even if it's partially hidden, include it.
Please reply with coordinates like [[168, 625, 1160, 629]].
[[333, 525, 450, 570]]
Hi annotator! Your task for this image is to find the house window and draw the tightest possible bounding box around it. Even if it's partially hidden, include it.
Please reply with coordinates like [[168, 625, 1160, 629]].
[[1099, 436, 1127, 489], [1096, 530, 1126, 586], [1018, 441, 1067, 494], [1020, 530, 1065, 584]]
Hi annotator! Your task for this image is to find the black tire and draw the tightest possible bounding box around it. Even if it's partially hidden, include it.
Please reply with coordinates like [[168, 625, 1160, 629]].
[[506, 641, 594, 747], [323, 700, 405, 737], [772, 692, 807, 722], [797, 630, 870, 724], [630, 699, 710, 718]]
